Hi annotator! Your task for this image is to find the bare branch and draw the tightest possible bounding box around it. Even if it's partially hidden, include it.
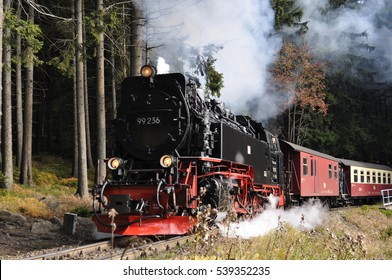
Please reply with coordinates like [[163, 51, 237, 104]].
[[24, 0, 73, 21]]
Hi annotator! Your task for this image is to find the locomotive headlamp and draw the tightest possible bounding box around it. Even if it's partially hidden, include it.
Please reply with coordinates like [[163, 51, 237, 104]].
[[140, 65, 156, 78], [107, 157, 124, 170], [159, 155, 176, 168]]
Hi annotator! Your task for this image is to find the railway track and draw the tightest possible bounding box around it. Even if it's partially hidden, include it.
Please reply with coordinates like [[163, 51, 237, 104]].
[[24, 234, 198, 260]]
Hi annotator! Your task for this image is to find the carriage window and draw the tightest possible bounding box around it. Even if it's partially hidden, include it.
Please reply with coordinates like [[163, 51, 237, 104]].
[[372, 172, 376, 183], [310, 159, 317, 176], [353, 169, 358, 183], [378, 172, 381, 183], [388, 173, 391, 184], [360, 170, 364, 183], [334, 166, 338, 179], [303, 157, 308, 176], [383, 173, 386, 184], [311, 159, 314, 176], [328, 164, 332, 179], [366, 171, 370, 183]]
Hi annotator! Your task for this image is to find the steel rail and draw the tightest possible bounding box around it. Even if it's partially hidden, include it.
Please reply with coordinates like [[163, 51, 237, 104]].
[[24, 239, 115, 260]]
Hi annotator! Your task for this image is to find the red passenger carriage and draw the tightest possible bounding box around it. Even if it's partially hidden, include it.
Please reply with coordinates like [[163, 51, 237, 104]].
[[339, 159, 392, 201], [280, 141, 340, 205]]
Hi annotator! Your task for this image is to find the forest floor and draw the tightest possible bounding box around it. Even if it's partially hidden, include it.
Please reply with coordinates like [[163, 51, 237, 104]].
[[0, 211, 96, 259]]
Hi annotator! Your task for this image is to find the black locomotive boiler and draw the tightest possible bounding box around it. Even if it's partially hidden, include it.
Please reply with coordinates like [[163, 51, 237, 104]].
[[92, 65, 286, 235]]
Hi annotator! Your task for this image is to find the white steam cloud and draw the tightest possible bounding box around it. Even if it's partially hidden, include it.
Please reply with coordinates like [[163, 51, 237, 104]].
[[219, 196, 328, 238], [297, 0, 392, 86], [157, 57, 170, 74], [137, 0, 282, 120]]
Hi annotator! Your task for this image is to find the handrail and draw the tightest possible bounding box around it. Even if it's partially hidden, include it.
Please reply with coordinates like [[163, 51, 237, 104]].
[[381, 188, 392, 207]]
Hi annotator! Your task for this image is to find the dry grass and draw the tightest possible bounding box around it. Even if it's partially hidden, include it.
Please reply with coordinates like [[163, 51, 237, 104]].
[[147, 206, 392, 260]]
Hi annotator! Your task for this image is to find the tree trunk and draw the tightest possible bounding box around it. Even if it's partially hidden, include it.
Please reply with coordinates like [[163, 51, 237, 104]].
[[15, 5, 23, 168], [75, 0, 88, 198], [83, 2, 94, 169], [111, 42, 117, 120], [0, 0, 3, 166], [2, 0, 12, 189], [72, 68, 78, 177], [292, 105, 297, 144], [95, 0, 106, 185], [84, 64, 94, 168], [121, 3, 129, 78], [130, 3, 143, 75], [20, 0, 35, 186], [109, 41, 117, 156], [71, 0, 78, 178]]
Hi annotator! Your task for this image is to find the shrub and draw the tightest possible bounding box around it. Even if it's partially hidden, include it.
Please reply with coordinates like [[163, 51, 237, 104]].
[[59, 177, 78, 188], [378, 208, 392, 218], [18, 198, 52, 218], [33, 170, 59, 186], [382, 225, 392, 239], [71, 206, 91, 217], [361, 205, 370, 213]]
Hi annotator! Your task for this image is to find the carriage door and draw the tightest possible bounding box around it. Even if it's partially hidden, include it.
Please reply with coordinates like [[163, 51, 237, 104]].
[[311, 157, 318, 193]]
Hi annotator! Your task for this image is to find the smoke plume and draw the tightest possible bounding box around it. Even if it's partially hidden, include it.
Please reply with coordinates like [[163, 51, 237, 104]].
[[137, 0, 282, 120]]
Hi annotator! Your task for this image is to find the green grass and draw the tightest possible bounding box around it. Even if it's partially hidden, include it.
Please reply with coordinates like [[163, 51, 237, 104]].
[[377, 208, 392, 218], [0, 155, 93, 219]]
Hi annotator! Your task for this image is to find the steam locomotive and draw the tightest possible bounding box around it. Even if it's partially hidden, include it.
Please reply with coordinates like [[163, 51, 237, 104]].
[[92, 65, 392, 236]]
